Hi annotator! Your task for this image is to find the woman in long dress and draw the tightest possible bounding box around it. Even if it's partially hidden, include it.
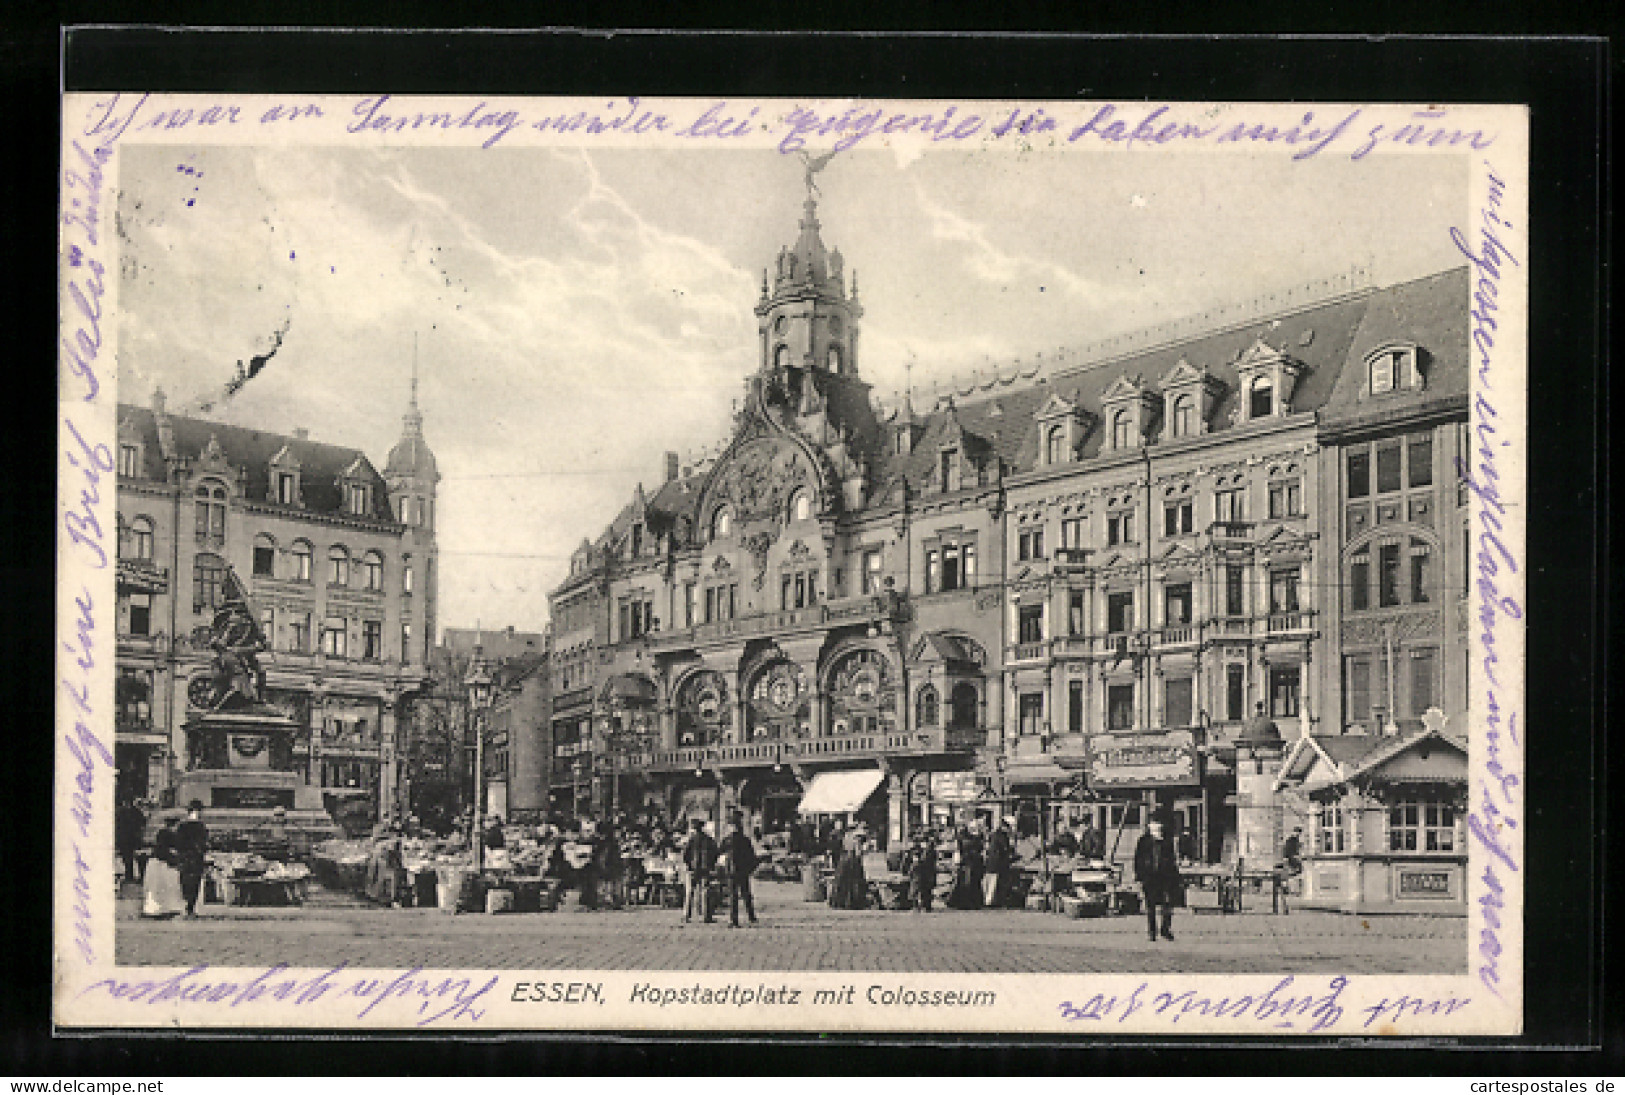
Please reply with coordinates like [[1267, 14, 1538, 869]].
[[946, 825, 985, 910], [827, 823, 869, 910], [142, 818, 186, 918]]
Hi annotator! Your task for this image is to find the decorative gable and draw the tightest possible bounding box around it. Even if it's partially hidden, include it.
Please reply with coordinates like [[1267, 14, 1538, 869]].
[[1157, 357, 1225, 438], [1099, 374, 1160, 452], [1032, 391, 1095, 468], [1233, 338, 1304, 422]]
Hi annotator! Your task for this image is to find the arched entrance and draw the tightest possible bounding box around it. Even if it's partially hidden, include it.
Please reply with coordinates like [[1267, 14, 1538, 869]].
[[745, 657, 811, 741], [824, 647, 897, 737], [674, 670, 730, 748]]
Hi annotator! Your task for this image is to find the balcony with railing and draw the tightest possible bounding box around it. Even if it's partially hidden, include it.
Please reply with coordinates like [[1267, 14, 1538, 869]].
[[1007, 639, 1049, 664], [1207, 520, 1255, 543], [646, 593, 900, 652], [1266, 610, 1314, 634], [612, 724, 977, 774], [1156, 623, 1197, 646]]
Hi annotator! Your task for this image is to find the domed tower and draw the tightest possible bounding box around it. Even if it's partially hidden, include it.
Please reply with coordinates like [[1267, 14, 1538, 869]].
[[755, 194, 866, 411], [384, 363, 439, 666]]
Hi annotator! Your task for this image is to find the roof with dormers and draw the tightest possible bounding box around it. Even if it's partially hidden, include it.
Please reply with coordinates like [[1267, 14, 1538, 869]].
[[118, 404, 400, 523]]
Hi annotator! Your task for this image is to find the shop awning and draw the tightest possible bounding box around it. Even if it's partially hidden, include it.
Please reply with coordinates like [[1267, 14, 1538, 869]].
[[797, 768, 886, 815], [604, 674, 658, 704]]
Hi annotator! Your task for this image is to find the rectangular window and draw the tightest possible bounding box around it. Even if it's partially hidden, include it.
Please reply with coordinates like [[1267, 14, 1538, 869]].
[[1032, 527, 1045, 557], [1215, 489, 1246, 523], [1350, 551, 1371, 612], [684, 582, 697, 627], [1163, 500, 1192, 537], [1164, 583, 1192, 625], [1107, 685, 1135, 732], [253, 544, 275, 577], [1408, 433, 1434, 488], [1225, 566, 1246, 616], [705, 587, 717, 623], [1018, 693, 1044, 736], [1017, 604, 1044, 644], [963, 544, 977, 586], [128, 593, 151, 637], [1345, 656, 1371, 723], [1106, 511, 1134, 546], [1379, 542, 1402, 607], [1410, 541, 1432, 603], [1069, 591, 1085, 635], [278, 473, 296, 505], [1164, 677, 1193, 729], [1107, 591, 1134, 634], [1269, 481, 1302, 518], [363, 620, 382, 661], [940, 449, 957, 491], [1410, 648, 1437, 716], [290, 613, 310, 654], [1061, 518, 1084, 549], [727, 584, 738, 620], [925, 549, 940, 593], [1387, 801, 1420, 852], [1068, 680, 1084, 735], [347, 485, 369, 516], [1376, 441, 1402, 493], [401, 623, 411, 662], [1318, 803, 1346, 854], [402, 565, 413, 595], [1270, 568, 1301, 613], [1270, 666, 1301, 718], [941, 544, 962, 591], [119, 444, 140, 477], [1424, 802, 1456, 852], [781, 574, 794, 610], [322, 618, 347, 658], [259, 607, 275, 643], [1371, 352, 1396, 394], [1226, 664, 1245, 722], [619, 603, 631, 641], [862, 549, 883, 594], [1348, 451, 1371, 498]]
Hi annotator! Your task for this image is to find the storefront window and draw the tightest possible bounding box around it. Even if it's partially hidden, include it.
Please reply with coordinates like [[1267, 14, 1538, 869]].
[[1389, 800, 1456, 852]]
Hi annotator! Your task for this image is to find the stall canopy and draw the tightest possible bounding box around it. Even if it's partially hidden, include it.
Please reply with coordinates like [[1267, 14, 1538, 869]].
[[797, 768, 886, 815]]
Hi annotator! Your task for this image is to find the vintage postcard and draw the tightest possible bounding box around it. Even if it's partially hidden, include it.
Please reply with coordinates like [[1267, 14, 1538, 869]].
[[57, 93, 1527, 1035]]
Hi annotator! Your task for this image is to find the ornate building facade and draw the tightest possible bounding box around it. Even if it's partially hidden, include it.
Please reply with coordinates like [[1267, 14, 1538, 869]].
[[548, 192, 1471, 863], [114, 380, 439, 831]]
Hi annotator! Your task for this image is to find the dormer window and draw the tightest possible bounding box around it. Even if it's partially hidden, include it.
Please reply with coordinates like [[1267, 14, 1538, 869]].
[[118, 444, 140, 478], [1249, 375, 1274, 419], [1171, 395, 1194, 438], [940, 448, 959, 492], [1045, 425, 1066, 466], [1111, 410, 1132, 450], [711, 506, 733, 541], [346, 484, 370, 516], [630, 524, 644, 557], [1367, 344, 1421, 395]]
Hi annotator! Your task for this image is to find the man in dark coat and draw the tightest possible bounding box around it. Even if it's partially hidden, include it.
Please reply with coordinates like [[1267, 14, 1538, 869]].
[[175, 800, 210, 918], [903, 833, 938, 912], [682, 817, 718, 924], [984, 818, 1015, 908], [721, 811, 760, 927], [115, 799, 146, 886], [1134, 813, 1184, 941]]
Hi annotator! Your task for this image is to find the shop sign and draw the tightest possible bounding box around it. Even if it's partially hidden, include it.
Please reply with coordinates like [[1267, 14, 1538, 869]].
[[211, 786, 295, 809], [930, 771, 978, 803], [1397, 869, 1453, 897], [1086, 728, 1200, 788]]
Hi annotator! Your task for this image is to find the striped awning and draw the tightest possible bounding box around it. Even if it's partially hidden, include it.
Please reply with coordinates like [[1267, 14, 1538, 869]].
[[797, 768, 886, 815]]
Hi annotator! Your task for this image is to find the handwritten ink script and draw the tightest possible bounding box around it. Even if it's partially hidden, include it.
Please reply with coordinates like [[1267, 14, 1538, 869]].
[[1058, 976, 1471, 1034], [68, 93, 1498, 163], [77, 964, 498, 1027], [1451, 159, 1524, 1001]]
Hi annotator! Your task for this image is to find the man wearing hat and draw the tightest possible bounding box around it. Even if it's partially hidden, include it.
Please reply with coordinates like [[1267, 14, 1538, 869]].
[[175, 800, 210, 918], [1134, 810, 1184, 942]]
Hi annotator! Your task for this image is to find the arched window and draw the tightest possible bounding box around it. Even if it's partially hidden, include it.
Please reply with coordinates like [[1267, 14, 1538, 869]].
[[950, 683, 980, 728], [711, 506, 733, 541], [128, 516, 154, 561], [361, 550, 384, 592], [826, 345, 842, 373], [789, 489, 813, 523], [327, 545, 351, 587], [194, 480, 227, 546], [916, 685, 940, 727], [1045, 424, 1066, 465], [1172, 395, 1194, 438], [192, 552, 227, 614], [1249, 375, 1274, 418], [252, 533, 278, 578], [1112, 410, 1132, 450], [290, 540, 313, 582], [399, 496, 416, 525]]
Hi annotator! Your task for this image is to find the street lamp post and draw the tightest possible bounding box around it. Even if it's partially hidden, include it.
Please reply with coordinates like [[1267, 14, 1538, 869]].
[[464, 644, 494, 873]]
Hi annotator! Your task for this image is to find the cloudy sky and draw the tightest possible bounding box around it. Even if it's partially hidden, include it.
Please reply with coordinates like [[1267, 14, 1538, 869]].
[[115, 143, 1467, 635]]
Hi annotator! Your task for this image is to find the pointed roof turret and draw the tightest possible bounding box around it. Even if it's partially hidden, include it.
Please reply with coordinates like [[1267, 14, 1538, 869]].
[[385, 351, 440, 484]]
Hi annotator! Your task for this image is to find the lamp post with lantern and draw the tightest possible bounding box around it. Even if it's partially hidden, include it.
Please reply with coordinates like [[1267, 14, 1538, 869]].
[[464, 640, 494, 873]]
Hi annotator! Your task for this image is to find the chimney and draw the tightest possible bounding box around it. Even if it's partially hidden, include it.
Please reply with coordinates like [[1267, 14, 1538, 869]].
[[664, 450, 680, 483], [293, 427, 309, 440]]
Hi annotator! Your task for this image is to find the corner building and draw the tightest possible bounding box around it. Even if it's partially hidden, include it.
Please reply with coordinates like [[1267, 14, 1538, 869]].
[[550, 193, 1470, 863], [114, 381, 438, 831]]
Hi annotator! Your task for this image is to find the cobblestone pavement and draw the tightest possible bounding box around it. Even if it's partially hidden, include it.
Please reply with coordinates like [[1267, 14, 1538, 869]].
[[115, 881, 1466, 974]]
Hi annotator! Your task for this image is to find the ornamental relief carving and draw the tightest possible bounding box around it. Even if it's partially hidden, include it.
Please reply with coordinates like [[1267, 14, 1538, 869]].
[[717, 439, 812, 522], [1340, 610, 1440, 647]]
